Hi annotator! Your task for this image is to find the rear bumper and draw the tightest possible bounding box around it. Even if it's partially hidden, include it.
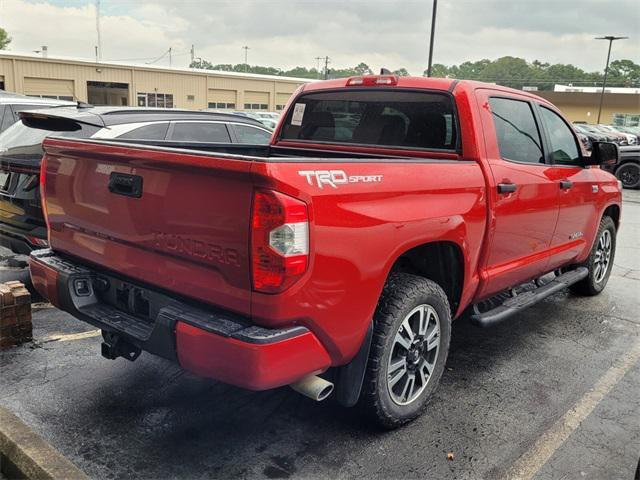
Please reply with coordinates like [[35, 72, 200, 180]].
[[29, 249, 331, 390]]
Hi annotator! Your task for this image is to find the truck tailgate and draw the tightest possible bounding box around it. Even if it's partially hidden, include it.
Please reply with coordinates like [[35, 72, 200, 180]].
[[41, 137, 254, 316]]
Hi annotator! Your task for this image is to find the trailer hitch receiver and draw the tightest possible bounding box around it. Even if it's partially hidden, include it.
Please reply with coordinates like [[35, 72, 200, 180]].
[[101, 331, 141, 362]]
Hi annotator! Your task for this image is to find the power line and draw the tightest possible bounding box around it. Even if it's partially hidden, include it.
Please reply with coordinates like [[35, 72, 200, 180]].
[[145, 49, 170, 65]]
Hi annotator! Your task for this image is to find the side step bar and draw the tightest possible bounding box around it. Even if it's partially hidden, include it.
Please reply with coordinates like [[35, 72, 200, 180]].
[[471, 267, 589, 328]]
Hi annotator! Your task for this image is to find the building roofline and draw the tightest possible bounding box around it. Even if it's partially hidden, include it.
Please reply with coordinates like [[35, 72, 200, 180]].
[[0, 50, 313, 83]]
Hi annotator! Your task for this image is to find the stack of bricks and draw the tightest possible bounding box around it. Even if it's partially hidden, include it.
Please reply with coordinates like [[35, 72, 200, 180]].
[[0, 281, 32, 349]]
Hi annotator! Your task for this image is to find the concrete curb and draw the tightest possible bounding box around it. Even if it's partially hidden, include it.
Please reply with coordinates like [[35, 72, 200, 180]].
[[0, 406, 88, 479]]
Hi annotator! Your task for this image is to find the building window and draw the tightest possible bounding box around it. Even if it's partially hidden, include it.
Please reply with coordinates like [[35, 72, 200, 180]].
[[244, 103, 269, 110], [276, 104, 286, 111], [28, 94, 74, 101], [137, 92, 174, 108], [187, 95, 195, 102], [209, 102, 235, 109], [613, 113, 640, 127]]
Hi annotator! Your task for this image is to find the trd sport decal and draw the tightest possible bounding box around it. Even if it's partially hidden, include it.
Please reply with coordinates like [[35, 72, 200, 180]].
[[298, 170, 383, 189]]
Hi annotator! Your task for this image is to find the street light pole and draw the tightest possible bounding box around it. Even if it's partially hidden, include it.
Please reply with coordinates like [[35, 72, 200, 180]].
[[595, 35, 627, 124], [426, 0, 438, 77]]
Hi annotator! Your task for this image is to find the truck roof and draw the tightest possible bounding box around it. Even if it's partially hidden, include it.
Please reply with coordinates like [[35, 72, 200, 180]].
[[299, 76, 554, 107]]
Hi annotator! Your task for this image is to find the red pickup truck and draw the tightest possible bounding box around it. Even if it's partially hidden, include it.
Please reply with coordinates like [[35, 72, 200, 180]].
[[29, 76, 621, 428]]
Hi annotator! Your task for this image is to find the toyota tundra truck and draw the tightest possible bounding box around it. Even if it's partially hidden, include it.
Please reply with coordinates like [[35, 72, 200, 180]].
[[29, 76, 621, 428]]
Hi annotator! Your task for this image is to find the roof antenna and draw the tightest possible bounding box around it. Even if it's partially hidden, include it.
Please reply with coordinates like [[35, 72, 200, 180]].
[[380, 68, 392, 75]]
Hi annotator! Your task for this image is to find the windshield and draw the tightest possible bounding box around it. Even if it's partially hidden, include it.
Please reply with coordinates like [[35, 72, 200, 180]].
[[280, 89, 458, 151]]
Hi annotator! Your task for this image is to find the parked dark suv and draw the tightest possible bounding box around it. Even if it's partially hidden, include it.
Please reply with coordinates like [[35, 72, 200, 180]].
[[603, 145, 640, 189], [0, 106, 273, 254]]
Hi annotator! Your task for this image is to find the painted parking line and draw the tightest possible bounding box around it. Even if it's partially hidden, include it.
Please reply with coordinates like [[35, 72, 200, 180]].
[[43, 330, 101, 343], [505, 338, 640, 480]]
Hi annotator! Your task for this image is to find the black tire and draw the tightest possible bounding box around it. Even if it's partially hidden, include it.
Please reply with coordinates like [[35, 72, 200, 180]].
[[615, 162, 640, 189], [570, 216, 616, 296], [358, 273, 451, 429]]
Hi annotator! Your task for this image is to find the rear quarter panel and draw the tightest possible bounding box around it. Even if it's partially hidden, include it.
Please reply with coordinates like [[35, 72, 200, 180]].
[[250, 159, 487, 364]]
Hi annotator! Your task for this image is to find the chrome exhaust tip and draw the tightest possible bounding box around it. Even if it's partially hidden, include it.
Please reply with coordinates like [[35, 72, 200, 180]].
[[290, 375, 334, 402]]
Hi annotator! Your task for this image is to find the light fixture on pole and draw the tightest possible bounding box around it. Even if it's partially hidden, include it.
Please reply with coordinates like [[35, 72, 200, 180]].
[[595, 35, 627, 124]]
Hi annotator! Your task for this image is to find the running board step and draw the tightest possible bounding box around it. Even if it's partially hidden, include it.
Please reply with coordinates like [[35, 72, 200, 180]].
[[471, 267, 589, 328]]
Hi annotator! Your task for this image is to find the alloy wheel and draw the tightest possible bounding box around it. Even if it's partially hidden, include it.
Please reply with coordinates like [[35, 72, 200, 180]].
[[386, 304, 440, 406], [594, 229, 612, 284]]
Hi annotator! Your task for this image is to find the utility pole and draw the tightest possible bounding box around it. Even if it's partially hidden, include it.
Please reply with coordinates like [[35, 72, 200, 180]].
[[315, 56, 323, 79], [323, 56, 330, 80], [426, 0, 437, 77], [95, 0, 102, 61], [190, 45, 194, 64], [595, 35, 628, 124], [242, 46, 250, 72], [169, 47, 172, 68]]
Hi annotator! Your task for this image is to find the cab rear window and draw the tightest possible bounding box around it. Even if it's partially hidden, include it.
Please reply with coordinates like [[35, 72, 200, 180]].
[[279, 90, 458, 151]]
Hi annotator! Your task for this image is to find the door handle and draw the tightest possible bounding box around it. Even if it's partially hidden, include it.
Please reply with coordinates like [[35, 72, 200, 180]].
[[497, 183, 517, 194], [559, 180, 573, 190]]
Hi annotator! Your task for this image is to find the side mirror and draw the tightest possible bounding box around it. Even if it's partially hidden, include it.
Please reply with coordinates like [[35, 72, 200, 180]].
[[585, 141, 618, 167]]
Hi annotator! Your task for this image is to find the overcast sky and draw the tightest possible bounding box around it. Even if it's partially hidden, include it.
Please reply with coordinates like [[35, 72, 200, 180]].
[[1, 0, 639, 75]]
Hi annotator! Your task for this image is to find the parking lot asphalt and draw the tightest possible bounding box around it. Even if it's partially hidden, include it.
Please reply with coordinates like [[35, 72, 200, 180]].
[[1, 190, 639, 480]]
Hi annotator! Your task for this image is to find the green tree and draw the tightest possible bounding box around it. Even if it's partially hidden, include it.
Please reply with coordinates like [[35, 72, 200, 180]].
[[0, 27, 11, 50], [354, 62, 373, 75], [449, 59, 491, 80], [426, 63, 450, 77], [282, 66, 319, 79], [478, 56, 531, 89], [608, 59, 640, 87], [393, 68, 410, 76]]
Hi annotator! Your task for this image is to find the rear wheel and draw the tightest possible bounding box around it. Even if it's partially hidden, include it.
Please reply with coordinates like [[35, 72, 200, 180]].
[[358, 273, 451, 429], [570, 216, 616, 296], [615, 163, 640, 189]]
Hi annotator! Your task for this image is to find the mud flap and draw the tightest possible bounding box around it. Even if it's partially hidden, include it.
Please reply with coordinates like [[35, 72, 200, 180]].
[[334, 324, 373, 407]]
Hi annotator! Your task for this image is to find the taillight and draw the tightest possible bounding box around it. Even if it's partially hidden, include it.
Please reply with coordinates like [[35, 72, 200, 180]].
[[251, 189, 309, 293], [39, 154, 50, 241], [346, 75, 399, 86]]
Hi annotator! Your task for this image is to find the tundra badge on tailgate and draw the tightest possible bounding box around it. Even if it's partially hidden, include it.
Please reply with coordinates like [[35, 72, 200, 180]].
[[298, 170, 383, 189]]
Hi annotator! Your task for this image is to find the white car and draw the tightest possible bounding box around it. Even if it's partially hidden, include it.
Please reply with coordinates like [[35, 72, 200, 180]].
[[599, 124, 637, 145]]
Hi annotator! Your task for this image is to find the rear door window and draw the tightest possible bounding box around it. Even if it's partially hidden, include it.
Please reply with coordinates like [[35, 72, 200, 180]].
[[117, 122, 169, 140], [279, 90, 458, 150], [169, 122, 231, 143], [489, 97, 544, 164], [233, 124, 272, 144]]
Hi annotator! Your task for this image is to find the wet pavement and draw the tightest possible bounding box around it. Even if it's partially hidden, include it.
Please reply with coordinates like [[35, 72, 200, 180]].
[[1, 190, 639, 479]]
